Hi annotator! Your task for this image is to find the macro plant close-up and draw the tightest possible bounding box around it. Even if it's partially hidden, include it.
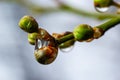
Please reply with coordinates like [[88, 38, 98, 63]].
[[0, 0, 120, 80], [18, 0, 120, 65]]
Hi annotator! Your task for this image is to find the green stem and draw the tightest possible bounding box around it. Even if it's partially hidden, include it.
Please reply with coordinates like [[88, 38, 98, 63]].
[[59, 3, 120, 19], [96, 17, 120, 31], [57, 17, 120, 44], [3, 0, 120, 19], [59, 39, 75, 48], [56, 33, 74, 45]]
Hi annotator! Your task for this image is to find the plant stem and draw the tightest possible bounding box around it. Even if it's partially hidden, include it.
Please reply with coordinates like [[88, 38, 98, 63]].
[[59, 3, 120, 19], [57, 17, 120, 44], [59, 39, 75, 48], [4, 0, 120, 19], [56, 33, 74, 45], [96, 17, 120, 32]]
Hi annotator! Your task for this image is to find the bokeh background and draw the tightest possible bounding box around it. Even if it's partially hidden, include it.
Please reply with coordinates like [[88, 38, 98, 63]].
[[0, 0, 120, 80]]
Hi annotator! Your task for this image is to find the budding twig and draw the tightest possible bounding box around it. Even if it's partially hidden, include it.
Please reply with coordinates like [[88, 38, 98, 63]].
[[56, 17, 120, 44]]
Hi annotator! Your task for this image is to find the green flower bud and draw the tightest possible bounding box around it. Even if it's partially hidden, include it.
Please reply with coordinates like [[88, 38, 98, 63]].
[[94, 0, 113, 7], [34, 46, 58, 64], [28, 32, 38, 45], [73, 24, 94, 41], [19, 15, 38, 33]]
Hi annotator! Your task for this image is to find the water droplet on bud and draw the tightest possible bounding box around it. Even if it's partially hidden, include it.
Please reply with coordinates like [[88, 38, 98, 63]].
[[35, 39, 50, 50], [60, 45, 74, 52], [95, 7, 109, 13], [34, 39, 58, 64]]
